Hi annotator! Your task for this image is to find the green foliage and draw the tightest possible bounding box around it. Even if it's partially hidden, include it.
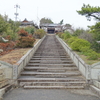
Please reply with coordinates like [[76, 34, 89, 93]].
[[89, 22, 100, 39], [61, 31, 71, 40], [80, 46, 90, 53], [24, 26, 35, 35], [67, 37, 78, 44], [0, 15, 9, 35], [57, 32, 63, 38], [77, 4, 100, 21], [72, 28, 86, 36], [89, 22, 100, 52], [70, 38, 91, 51], [8, 19, 20, 33], [59, 19, 63, 25], [40, 17, 53, 25], [34, 29, 46, 39], [87, 51, 99, 60], [58, 30, 100, 61], [0, 15, 20, 41]]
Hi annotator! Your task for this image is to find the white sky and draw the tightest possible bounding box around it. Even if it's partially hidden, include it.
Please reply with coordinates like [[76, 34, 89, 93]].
[[0, 0, 100, 29]]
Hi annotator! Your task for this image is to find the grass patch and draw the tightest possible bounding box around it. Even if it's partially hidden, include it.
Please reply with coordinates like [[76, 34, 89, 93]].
[[75, 51, 100, 65]]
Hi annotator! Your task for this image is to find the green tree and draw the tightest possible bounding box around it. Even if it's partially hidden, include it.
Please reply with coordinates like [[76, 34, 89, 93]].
[[59, 19, 63, 25], [8, 19, 20, 32], [77, 4, 100, 21], [24, 26, 35, 35], [40, 17, 53, 25], [0, 15, 9, 35]]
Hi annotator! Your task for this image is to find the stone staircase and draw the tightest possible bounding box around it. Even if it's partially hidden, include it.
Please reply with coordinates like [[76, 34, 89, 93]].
[[18, 35, 86, 89]]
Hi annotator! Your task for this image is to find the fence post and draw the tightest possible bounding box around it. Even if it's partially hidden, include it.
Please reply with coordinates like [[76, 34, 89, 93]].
[[13, 65, 18, 79]]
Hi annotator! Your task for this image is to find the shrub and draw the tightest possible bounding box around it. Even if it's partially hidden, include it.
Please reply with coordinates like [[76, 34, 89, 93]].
[[87, 51, 99, 60], [72, 28, 86, 36], [61, 31, 71, 40], [16, 37, 35, 48], [24, 26, 35, 35], [34, 29, 46, 39], [0, 42, 16, 51], [71, 39, 91, 51], [80, 46, 90, 53], [57, 32, 63, 38], [67, 37, 78, 44], [81, 49, 94, 56], [18, 29, 28, 37]]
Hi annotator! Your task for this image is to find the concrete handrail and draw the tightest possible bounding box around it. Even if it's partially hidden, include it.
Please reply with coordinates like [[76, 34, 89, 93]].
[[56, 35, 91, 80], [13, 35, 46, 79]]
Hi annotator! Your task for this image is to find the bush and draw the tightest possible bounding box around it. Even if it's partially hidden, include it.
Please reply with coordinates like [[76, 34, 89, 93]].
[[72, 28, 86, 36], [61, 31, 71, 40], [24, 26, 35, 35], [87, 51, 99, 60], [67, 37, 78, 44], [16, 37, 35, 48], [71, 39, 91, 51], [80, 46, 90, 53], [34, 29, 46, 39], [57, 32, 63, 38], [0, 42, 16, 51], [18, 29, 28, 37]]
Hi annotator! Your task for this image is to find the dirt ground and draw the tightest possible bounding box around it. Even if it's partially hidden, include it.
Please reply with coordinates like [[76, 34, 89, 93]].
[[0, 39, 39, 65]]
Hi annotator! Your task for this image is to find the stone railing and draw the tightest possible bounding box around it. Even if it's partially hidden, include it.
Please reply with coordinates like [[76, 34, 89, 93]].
[[13, 35, 46, 79], [56, 35, 100, 82]]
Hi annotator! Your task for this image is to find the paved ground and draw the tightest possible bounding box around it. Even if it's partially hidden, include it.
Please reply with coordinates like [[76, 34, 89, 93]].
[[3, 88, 100, 100]]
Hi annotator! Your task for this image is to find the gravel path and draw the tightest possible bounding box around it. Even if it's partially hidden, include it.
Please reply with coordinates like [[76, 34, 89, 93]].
[[3, 88, 99, 100]]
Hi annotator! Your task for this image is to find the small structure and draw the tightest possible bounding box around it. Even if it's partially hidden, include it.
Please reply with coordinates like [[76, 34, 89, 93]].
[[20, 18, 35, 28], [40, 23, 63, 34]]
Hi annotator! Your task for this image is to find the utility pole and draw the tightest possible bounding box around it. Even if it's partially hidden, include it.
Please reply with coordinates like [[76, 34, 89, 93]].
[[14, 4, 20, 21]]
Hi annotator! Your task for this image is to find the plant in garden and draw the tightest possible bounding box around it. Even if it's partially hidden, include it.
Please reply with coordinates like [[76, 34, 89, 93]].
[[72, 28, 85, 36], [57, 32, 63, 38], [18, 29, 28, 37], [24, 26, 35, 35], [61, 31, 72, 40], [34, 29, 46, 39], [16, 37, 35, 48], [87, 51, 99, 60], [16, 28, 36, 48], [67, 37, 78, 45], [71, 38, 91, 51], [0, 42, 16, 51]]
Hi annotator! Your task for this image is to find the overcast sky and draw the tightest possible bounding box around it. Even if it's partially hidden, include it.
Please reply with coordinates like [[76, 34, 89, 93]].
[[0, 0, 100, 29]]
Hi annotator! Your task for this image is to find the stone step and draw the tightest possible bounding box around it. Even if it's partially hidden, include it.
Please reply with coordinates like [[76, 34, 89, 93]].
[[31, 58, 71, 60], [21, 71, 81, 77], [29, 60, 73, 64], [34, 52, 67, 54], [18, 77, 85, 82], [24, 67, 78, 72], [34, 54, 67, 56], [27, 63, 76, 67], [18, 35, 86, 89], [32, 56, 69, 58], [19, 81, 86, 87], [23, 85, 84, 89]]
